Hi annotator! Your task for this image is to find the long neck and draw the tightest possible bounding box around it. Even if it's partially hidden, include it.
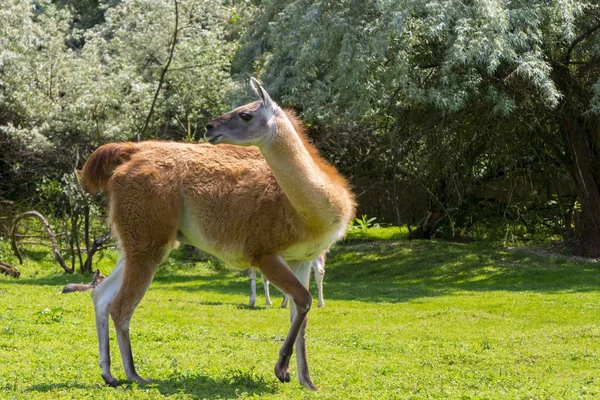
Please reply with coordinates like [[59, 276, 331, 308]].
[[259, 116, 350, 231]]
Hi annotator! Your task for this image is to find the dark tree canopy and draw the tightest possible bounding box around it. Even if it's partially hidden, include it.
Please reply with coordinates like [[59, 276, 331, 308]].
[[234, 0, 600, 253]]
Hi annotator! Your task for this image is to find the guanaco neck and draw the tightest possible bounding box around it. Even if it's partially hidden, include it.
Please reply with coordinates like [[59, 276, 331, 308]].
[[259, 113, 349, 231]]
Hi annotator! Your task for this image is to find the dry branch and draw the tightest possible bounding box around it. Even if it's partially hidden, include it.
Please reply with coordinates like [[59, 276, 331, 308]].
[[137, 0, 178, 140], [0, 262, 20, 278], [82, 232, 111, 273], [10, 211, 74, 274]]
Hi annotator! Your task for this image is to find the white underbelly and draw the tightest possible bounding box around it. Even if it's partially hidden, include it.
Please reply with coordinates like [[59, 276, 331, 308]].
[[177, 207, 249, 269], [177, 205, 346, 268], [283, 224, 345, 262]]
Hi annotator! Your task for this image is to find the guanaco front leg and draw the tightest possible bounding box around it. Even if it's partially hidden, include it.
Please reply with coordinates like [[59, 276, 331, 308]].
[[263, 274, 273, 306], [313, 256, 325, 308], [258, 255, 316, 390], [248, 269, 257, 307], [287, 260, 316, 390], [280, 254, 325, 309]]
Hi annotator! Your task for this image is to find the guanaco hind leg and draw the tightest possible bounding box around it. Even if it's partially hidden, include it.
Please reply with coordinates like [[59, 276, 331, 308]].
[[94, 171, 179, 386], [110, 253, 161, 384], [92, 256, 125, 387]]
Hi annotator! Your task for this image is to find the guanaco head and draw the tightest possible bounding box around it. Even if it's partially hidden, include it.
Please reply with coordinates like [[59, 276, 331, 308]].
[[204, 78, 279, 147], [91, 269, 106, 287]]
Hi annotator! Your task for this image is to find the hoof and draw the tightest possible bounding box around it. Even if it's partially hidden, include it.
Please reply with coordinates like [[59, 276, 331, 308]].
[[274, 360, 291, 383], [275, 367, 290, 383], [102, 375, 119, 387], [300, 377, 318, 391]]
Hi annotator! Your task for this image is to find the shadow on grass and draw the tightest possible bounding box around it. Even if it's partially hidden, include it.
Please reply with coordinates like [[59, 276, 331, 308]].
[[26, 370, 278, 399], [156, 240, 600, 303], [4, 273, 96, 287], [152, 370, 278, 399], [321, 240, 600, 302], [26, 382, 97, 392], [8, 239, 600, 304]]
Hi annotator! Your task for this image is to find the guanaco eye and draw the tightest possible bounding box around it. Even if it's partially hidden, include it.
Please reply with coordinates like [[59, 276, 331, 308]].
[[239, 112, 253, 121]]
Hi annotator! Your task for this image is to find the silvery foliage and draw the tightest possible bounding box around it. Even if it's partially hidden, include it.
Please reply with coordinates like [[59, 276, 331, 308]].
[[0, 0, 236, 152], [240, 0, 599, 128]]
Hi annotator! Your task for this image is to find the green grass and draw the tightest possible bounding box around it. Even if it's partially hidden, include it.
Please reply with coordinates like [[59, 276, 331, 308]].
[[345, 225, 409, 242], [2, 235, 600, 399]]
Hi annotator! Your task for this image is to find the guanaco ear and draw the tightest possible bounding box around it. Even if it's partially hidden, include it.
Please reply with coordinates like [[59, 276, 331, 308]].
[[250, 77, 275, 112]]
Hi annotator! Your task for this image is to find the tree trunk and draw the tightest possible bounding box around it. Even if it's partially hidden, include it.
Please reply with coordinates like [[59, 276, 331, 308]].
[[408, 211, 443, 240], [559, 110, 600, 255], [10, 211, 74, 273], [552, 61, 600, 256], [82, 232, 111, 273]]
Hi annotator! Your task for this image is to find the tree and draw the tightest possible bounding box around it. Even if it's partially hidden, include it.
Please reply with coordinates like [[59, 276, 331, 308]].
[[235, 0, 600, 254], [1, 0, 237, 204]]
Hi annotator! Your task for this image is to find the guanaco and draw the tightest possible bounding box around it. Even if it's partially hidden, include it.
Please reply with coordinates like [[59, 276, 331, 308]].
[[61, 269, 106, 293], [81, 78, 355, 390]]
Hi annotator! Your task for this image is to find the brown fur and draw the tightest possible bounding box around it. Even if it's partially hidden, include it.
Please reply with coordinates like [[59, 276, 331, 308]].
[[82, 132, 354, 263], [283, 110, 351, 191], [81, 142, 136, 194], [61, 269, 106, 293], [83, 92, 356, 388]]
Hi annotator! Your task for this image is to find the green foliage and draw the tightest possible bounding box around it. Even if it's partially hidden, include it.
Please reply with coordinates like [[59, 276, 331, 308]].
[[345, 225, 409, 241], [348, 214, 378, 231], [235, 0, 599, 243], [1, 0, 237, 205], [238, 0, 597, 119]]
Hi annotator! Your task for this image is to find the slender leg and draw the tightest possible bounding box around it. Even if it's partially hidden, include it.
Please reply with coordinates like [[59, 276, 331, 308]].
[[262, 273, 273, 306], [280, 295, 289, 309], [109, 253, 160, 384], [102, 172, 179, 385], [258, 255, 316, 391], [92, 256, 125, 387], [288, 260, 317, 390], [313, 256, 325, 308], [249, 269, 257, 307]]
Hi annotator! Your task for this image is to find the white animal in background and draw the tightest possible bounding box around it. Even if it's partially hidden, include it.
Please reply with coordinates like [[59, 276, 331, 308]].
[[249, 252, 326, 308]]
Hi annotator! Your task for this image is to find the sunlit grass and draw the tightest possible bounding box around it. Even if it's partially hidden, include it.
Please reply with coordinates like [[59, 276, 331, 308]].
[[2, 235, 600, 399]]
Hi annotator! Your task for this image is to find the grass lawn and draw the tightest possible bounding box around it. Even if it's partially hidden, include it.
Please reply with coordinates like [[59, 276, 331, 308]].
[[2, 229, 600, 399]]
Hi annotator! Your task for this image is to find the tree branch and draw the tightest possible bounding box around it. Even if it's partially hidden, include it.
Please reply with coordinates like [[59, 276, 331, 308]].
[[10, 211, 74, 274], [564, 22, 600, 65], [0, 262, 19, 278], [138, 0, 179, 141], [82, 231, 112, 274]]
